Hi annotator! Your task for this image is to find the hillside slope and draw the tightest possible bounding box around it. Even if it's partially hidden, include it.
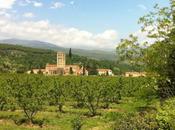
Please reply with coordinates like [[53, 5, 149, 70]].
[[0, 44, 124, 74], [0, 39, 116, 60]]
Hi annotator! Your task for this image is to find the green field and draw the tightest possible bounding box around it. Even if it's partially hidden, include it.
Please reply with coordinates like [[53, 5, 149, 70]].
[[0, 74, 174, 130], [0, 98, 153, 130]]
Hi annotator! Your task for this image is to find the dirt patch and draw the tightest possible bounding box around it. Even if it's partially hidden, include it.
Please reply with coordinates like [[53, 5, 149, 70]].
[[102, 108, 125, 113], [0, 119, 4, 123], [0, 119, 13, 125], [91, 127, 101, 130], [23, 123, 61, 130]]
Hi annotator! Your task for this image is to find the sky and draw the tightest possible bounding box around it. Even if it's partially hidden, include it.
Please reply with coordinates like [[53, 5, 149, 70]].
[[0, 0, 170, 50]]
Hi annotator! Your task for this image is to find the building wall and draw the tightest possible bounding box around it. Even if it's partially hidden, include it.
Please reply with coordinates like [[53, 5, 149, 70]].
[[57, 52, 66, 68], [45, 65, 58, 75], [27, 69, 45, 74], [125, 72, 146, 77], [108, 70, 113, 76], [98, 71, 106, 76], [28, 52, 90, 76], [98, 69, 113, 76], [79, 67, 89, 76], [64, 65, 80, 75]]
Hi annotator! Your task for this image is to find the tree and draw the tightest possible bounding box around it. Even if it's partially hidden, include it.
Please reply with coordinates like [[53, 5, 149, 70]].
[[49, 78, 66, 113], [71, 79, 85, 108], [69, 48, 72, 64], [138, 0, 175, 100], [117, 0, 175, 74], [106, 71, 109, 76], [6, 75, 47, 124], [88, 64, 98, 75], [167, 47, 175, 82], [138, 4, 173, 40], [116, 1, 175, 76], [116, 34, 145, 71], [0, 84, 7, 111], [82, 65, 86, 76], [117, 0, 175, 103], [38, 69, 43, 75], [101, 78, 123, 109], [69, 67, 74, 75], [69, 48, 72, 59], [30, 69, 34, 74], [82, 79, 102, 116], [100, 81, 114, 108]]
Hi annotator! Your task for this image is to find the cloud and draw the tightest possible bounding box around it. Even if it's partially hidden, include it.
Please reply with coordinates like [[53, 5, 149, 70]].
[[33, 1, 43, 7], [0, 0, 16, 9], [70, 1, 75, 5], [23, 12, 35, 18], [18, 0, 43, 7], [0, 18, 118, 50], [137, 4, 147, 11], [18, 1, 28, 6], [25, 0, 32, 4], [0, 10, 11, 18], [133, 28, 156, 47], [51, 2, 65, 9]]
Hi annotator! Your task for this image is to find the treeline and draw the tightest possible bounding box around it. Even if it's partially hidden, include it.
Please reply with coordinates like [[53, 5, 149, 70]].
[[0, 74, 156, 124], [0, 44, 138, 74]]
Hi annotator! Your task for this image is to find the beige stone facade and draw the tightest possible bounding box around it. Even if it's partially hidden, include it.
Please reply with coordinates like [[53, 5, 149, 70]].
[[28, 52, 88, 76], [97, 69, 114, 76], [27, 69, 45, 74], [125, 72, 146, 77], [57, 52, 66, 68]]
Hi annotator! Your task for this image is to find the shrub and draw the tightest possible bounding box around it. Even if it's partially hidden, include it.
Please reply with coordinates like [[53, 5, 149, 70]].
[[33, 118, 47, 128], [71, 116, 83, 130], [113, 111, 174, 130], [104, 112, 122, 121], [12, 116, 28, 126]]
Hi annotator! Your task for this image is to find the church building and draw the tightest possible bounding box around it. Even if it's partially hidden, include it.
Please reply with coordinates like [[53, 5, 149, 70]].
[[28, 52, 88, 76]]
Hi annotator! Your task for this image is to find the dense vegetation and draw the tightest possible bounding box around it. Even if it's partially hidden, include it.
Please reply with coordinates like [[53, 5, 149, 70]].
[[0, 38, 116, 61], [1, 74, 169, 130], [114, 0, 175, 130], [116, 0, 175, 98], [0, 44, 135, 75]]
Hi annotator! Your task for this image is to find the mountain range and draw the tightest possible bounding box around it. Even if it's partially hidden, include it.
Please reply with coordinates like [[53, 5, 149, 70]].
[[0, 39, 116, 61]]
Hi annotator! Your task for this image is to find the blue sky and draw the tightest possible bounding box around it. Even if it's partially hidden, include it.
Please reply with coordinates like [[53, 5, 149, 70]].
[[0, 0, 170, 50]]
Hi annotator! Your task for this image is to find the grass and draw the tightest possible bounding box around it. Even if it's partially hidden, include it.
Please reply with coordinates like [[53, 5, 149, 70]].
[[0, 97, 156, 130]]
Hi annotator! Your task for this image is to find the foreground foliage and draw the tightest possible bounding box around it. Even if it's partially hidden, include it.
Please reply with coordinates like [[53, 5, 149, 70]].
[[0, 74, 158, 129]]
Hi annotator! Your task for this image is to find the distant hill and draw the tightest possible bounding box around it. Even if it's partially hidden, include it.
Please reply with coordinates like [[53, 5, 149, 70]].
[[0, 44, 133, 74], [0, 39, 116, 60]]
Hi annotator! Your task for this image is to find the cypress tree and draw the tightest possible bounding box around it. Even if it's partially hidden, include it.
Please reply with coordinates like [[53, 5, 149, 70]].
[[69, 48, 72, 59], [69, 48, 72, 64], [69, 67, 74, 75]]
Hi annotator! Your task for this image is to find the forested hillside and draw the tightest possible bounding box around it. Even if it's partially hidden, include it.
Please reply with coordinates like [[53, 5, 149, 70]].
[[0, 44, 134, 74], [0, 39, 116, 60]]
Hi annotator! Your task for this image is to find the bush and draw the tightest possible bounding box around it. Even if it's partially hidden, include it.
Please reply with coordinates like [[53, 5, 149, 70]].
[[113, 111, 174, 130], [33, 118, 47, 128], [12, 116, 28, 126], [71, 116, 83, 130], [104, 112, 122, 121], [12, 116, 46, 127]]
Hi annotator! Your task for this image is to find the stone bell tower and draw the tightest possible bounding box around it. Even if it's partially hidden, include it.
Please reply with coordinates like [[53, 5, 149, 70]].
[[57, 52, 66, 68]]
